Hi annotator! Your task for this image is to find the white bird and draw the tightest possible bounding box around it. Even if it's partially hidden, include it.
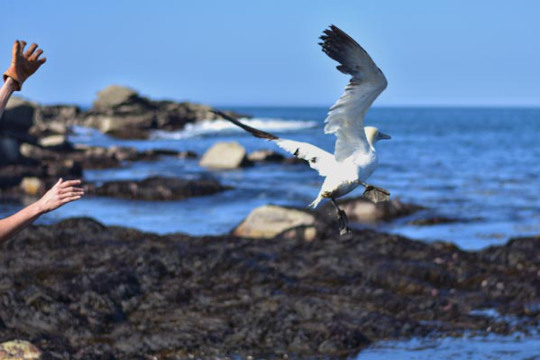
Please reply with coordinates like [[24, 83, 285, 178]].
[[213, 25, 391, 235]]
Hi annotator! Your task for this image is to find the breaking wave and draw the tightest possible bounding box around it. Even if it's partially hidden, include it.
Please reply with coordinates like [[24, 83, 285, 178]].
[[150, 118, 318, 140]]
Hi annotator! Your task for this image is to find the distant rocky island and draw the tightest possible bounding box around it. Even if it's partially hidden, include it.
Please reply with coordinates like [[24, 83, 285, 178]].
[[3, 84, 247, 142]]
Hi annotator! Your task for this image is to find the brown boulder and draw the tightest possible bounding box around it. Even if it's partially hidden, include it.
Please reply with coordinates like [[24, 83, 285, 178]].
[[200, 142, 251, 169], [233, 205, 317, 239]]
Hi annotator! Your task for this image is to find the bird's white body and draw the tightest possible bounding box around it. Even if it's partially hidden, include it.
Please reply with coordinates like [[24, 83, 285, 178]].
[[216, 25, 391, 215], [319, 149, 377, 199], [280, 134, 380, 208]]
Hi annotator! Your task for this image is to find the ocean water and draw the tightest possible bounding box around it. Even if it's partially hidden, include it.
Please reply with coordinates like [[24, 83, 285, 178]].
[[21, 106, 538, 250], [2, 106, 540, 358]]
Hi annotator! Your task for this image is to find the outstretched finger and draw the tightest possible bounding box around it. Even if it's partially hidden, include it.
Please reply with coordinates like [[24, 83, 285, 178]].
[[12, 40, 20, 59], [29, 49, 43, 61], [19, 41, 27, 53], [60, 195, 82, 205], [24, 43, 38, 57], [39, 57, 47, 65], [60, 190, 84, 198], [59, 180, 82, 188]]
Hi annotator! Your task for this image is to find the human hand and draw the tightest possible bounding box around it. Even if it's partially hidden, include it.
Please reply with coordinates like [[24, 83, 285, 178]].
[[37, 178, 84, 214], [3, 40, 47, 91]]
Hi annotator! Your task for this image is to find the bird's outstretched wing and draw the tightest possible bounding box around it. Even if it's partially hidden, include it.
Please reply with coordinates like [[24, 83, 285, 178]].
[[320, 25, 387, 162], [212, 110, 336, 176]]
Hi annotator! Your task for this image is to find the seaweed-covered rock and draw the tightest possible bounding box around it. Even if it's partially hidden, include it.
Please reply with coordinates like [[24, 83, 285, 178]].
[[1, 219, 539, 359], [320, 197, 424, 223], [86, 176, 228, 200]]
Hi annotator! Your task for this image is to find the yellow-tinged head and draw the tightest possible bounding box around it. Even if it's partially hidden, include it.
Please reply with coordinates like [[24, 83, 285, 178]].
[[365, 126, 391, 147], [364, 126, 392, 146]]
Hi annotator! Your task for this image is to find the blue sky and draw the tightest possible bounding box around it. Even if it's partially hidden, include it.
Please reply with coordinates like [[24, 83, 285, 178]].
[[1, 0, 539, 107]]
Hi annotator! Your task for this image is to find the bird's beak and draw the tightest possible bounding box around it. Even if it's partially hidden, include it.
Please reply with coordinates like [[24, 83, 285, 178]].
[[378, 132, 391, 140]]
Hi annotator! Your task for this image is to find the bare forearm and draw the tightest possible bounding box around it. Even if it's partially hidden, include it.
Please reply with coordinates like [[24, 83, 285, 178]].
[[0, 201, 43, 243], [0, 77, 18, 119]]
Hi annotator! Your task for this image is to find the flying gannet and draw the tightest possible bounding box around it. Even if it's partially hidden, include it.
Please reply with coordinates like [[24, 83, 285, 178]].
[[213, 25, 391, 235]]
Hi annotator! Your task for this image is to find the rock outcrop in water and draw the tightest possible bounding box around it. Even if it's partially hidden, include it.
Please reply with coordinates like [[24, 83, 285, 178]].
[[0, 218, 538, 359], [0, 144, 196, 199], [85, 176, 229, 200], [81, 85, 248, 139]]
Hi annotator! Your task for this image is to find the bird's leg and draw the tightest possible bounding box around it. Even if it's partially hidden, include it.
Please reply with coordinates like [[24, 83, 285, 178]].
[[331, 198, 351, 236], [358, 181, 391, 203]]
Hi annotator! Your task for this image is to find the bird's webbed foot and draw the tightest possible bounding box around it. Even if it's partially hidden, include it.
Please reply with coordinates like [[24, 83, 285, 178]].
[[337, 209, 351, 235], [331, 198, 351, 235], [360, 182, 391, 203]]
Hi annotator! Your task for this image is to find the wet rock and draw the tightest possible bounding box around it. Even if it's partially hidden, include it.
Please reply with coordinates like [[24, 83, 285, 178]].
[[19, 142, 195, 171], [0, 137, 22, 166], [408, 216, 461, 226], [0, 340, 41, 360], [248, 149, 286, 163], [321, 197, 424, 223], [93, 85, 141, 110], [200, 142, 251, 169], [31, 104, 80, 137], [86, 176, 228, 200], [233, 205, 317, 239], [1, 219, 539, 359], [0, 161, 81, 195], [79, 85, 249, 139], [2, 97, 36, 131], [37, 135, 72, 151]]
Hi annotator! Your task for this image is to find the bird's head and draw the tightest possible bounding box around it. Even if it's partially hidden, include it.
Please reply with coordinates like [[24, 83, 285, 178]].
[[365, 126, 391, 146]]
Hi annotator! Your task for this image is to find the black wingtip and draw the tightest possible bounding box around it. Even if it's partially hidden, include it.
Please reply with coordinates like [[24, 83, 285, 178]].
[[318, 24, 363, 76]]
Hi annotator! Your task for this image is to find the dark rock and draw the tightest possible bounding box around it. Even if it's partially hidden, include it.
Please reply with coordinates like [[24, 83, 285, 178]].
[[80, 86, 249, 139], [248, 149, 286, 163], [93, 86, 143, 110], [86, 176, 228, 200], [0, 218, 539, 359], [0, 136, 22, 166], [2, 97, 36, 132], [0, 162, 81, 194], [19, 143, 196, 171], [408, 216, 461, 226], [0, 98, 80, 166], [31, 104, 80, 137], [320, 197, 424, 223]]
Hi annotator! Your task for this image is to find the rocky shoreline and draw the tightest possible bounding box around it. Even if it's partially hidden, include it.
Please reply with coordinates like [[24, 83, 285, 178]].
[[1, 86, 539, 359], [0, 217, 539, 359]]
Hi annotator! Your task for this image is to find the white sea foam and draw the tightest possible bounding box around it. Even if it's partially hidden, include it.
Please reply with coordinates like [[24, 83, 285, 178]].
[[150, 118, 318, 140]]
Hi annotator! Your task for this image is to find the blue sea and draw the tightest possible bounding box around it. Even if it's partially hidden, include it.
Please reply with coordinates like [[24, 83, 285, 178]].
[[2, 106, 540, 358], [22, 106, 540, 250]]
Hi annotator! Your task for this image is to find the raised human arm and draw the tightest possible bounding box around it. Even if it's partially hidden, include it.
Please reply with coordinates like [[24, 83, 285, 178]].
[[0, 179, 84, 243], [0, 77, 18, 119], [0, 40, 46, 118]]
